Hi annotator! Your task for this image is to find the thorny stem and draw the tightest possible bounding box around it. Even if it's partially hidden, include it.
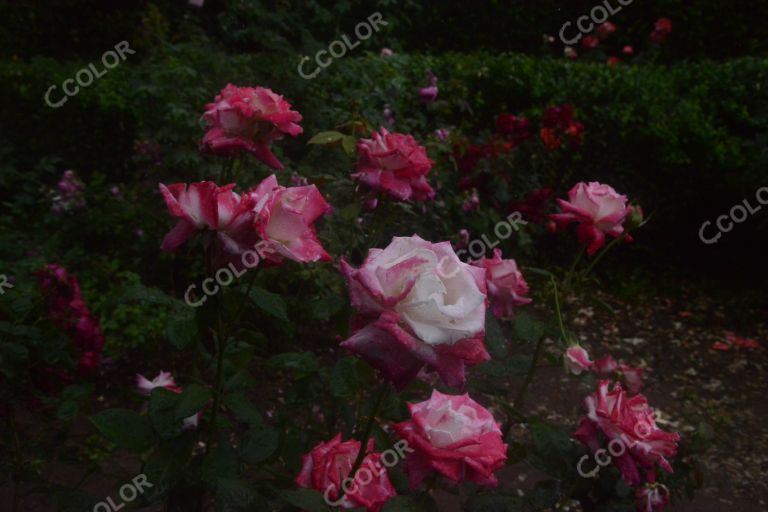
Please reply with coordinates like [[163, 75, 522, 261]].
[[338, 382, 390, 501]]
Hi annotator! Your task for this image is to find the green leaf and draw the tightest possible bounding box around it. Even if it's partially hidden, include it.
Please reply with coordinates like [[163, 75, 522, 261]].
[[308, 131, 345, 145], [216, 478, 267, 511], [89, 408, 155, 452], [166, 310, 199, 350], [464, 494, 523, 512], [513, 312, 544, 342], [239, 424, 279, 464], [249, 287, 288, 322], [266, 352, 319, 377], [309, 295, 346, 321], [174, 383, 211, 421], [485, 311, 507, 358], [143, 435, 194, 499], [223, 392, 263, 426], [278, 488, 329, 511], [383, 495, 439, 512], [341, 135, 357, 156], [330, 357, 358, 399], [149, 387, 182, 438]]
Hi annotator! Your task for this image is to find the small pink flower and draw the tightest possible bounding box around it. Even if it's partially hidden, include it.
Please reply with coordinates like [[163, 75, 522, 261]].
[[462, 191, 480, 212], [418, 71, 438, 104], [607, 57, 621, 66], [623, 45, 634, 56], [380, 48, 394, 57], [574, 381, 679, 485], [565, 345, 593, 375], [353, 128, 434, 202], [200, 84, 303, 169], [393, 390, 507, 488], [136, 371, 179, 395], [295, 434, 396, 511], [636, 480, 670, 512], [564, 46, 578, 59], [471, 249, 531, 319], [340, 235, 488, 389], [550, 182, 631, 255], [435, 128, 451, 142], [650, 18, 672, 44]]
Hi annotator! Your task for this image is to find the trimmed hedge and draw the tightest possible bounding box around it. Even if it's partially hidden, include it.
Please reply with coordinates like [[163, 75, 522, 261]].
[[2, 47, 767, 275]]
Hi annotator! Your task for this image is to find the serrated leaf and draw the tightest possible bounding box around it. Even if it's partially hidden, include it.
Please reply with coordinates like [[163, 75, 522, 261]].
[[239, 424, 279, 464], [308, 131, 345, 145], [166, 311, 199, 350], [513, 312, 544, 342], [249, 287, 288, 321], [223, 392, 262, 426], [174, 383, 211, 421], [278, 488, 329, 511], [90, 409, 155, 452]]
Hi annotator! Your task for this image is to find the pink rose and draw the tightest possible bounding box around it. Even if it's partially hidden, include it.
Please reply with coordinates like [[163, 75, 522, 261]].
[[201, 84, 303, 169], [340, 235, 488, 389], [471, 249, 531, 319], [565, 345, 593, 375], [393, 390, 507, 488], [550, 182, 631, 255], [418, 71, 438, 104], [574, 381, 679, 485], [353, 128, 434, 202], [136, 371, 179, 395], [249, 175, 332, 263], [295, 434, 396, 511], [596, 21, 616, 39], [158, 181, 258, 255]]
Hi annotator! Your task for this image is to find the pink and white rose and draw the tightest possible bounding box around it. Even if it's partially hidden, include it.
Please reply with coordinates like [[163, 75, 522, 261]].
[[471, 249, 531, 319], [340, 235, 488, 389], [550, 182, 631, 255], [353, 128, 434, 202], [135, 371, 199, 429], [295, 434, 396, 511], [636, 480, 670, 511], [574, 381, 679, 485], [565, 345, 593, 375], [201, 84, 303, 169], [249, 175, 332, 263], [393, 390, 507, 488]]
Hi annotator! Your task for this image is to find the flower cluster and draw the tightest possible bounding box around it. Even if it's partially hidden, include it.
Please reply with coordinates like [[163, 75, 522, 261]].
[[37, 264, 104, 373], [574, 381, 680, 487], [50, 169, 86, 213], [159, 175, 331, 266], [540, 104, 584, 150]]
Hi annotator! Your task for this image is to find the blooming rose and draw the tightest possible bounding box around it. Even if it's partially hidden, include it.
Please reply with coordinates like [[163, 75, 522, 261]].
[[574, 381, 679, 485], [550, 182, 631, 255], [201, 84, 303, 169], [393, 390, 507, 488], [340, 235, 488, 389], [471, 249, 531, 319], [249, 175, 332, 263], [353, 128, 434, 202], [495, 113, 530, 145], [581, 35, 599, 49], [295, 434, 396, 511], [136, 371, 199, 429], [596, 21, 616, 39], [159, 177, 331, 264], [650, 18, 672, 44]]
